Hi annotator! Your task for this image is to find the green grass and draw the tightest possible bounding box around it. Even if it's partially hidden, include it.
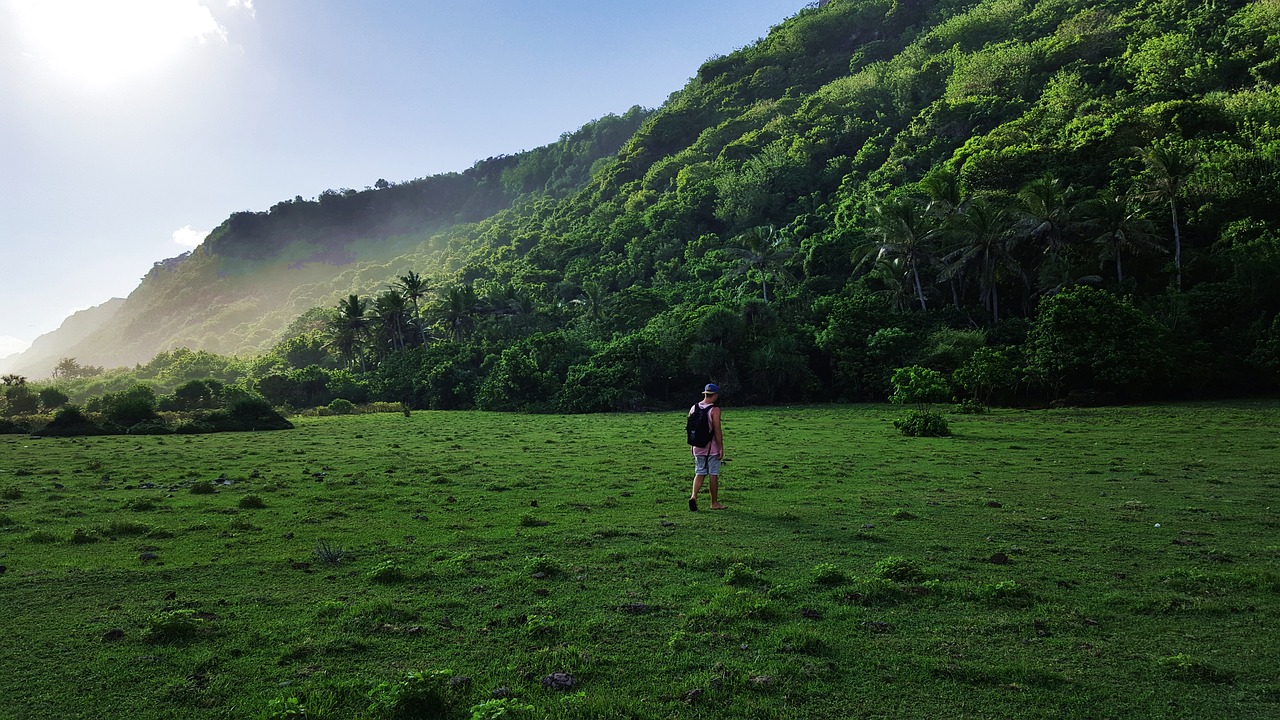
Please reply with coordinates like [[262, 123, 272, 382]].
[[1, 402, 1278, 718]]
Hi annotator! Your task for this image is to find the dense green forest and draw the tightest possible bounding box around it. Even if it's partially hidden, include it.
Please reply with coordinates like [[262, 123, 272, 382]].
[[6, 0, 1280, 423]]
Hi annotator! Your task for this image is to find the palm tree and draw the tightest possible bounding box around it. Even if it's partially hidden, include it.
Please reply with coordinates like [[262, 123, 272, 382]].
[[866, 197, 941, 310], [395, 271, 429, 347], [1137, 143, 1198, 290], [1079, 193, 1161, 286], [938, 198, 1022, 323], [373, 289, 411, 355], [920, 168, 969, 218], [329, 294, 370, 371], [725, 225, 794, 303], [436, 284, 479, 342]]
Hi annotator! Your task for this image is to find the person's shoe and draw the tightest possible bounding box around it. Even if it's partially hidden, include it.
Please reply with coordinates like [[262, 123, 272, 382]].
[[688, 497, 698, 512]]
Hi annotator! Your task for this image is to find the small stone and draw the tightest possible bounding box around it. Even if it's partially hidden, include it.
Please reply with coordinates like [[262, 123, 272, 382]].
[[102, 628, 125, 642], [491, 687, 513, 699], [862, 621, 895, 634], [682, 688, 703, 703], [862, 524, 875, 529], [534, 588, 549, 597], [986, 501, 1002, 508], [541, 672, 575, 691], [531, 572, 547, 580], [164, 591, 177, 600], [660, 521, 674, 527], [620, 602, 651, 615], [990, 552, 1011, 565], [291, 562, 311, 571], [139, 552, 159, 563], [529, 500, 538, 507], [749, 674, 773, 686], [448, 676, 471, 688], [801, 608, 822, 620]]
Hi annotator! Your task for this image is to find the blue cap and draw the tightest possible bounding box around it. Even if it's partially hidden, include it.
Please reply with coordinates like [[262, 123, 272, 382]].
[[703, 383, 720, 394]]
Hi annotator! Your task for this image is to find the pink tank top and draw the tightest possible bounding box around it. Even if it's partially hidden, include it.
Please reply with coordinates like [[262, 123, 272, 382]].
[[691, 401, 721, 457]]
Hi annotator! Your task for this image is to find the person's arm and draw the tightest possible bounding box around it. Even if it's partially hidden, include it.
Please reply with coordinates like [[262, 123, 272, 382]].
[[712, 407, 725, 459]]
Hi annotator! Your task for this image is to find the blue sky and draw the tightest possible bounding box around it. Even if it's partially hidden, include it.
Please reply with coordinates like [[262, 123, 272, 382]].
[[0, 0, 804, 359]]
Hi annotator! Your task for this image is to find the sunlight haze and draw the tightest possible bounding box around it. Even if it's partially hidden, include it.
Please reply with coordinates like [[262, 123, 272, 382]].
[[0, 0, 801, 355]]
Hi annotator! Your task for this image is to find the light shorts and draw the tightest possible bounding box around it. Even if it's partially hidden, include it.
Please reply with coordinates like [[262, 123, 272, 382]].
[[694, 454, 722, 477]]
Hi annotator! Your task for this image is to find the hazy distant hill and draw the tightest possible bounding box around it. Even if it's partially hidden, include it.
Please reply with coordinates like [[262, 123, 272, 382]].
[[4, 109, 649, 377], [0, 299, 124, 377]]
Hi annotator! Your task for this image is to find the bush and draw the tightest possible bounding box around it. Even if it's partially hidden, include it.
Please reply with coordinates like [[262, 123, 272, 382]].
[[101, 384, 160, 427], [189, 480, 217, 495], [144, 609, 210, 644], [37, 388, 69, 411], [366, 670, 456, 720], [873, 556, 924, 583], [469, 698, 536, 720], [327, 398, 356, 415], [368, 559, 407, 584], [239, 494, 266, 509], [811, 562, 848, 585], [126, 419, 172, 435], [724, 562, 762, 586], [33, 405, 107, 437], [893, 409, 951, 436]]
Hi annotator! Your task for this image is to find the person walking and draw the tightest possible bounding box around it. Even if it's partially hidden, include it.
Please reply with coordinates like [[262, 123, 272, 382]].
[[688, 383, 727, 511]]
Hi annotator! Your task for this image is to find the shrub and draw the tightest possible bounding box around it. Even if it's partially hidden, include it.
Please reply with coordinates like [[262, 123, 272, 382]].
[[189, 480, 217, 495], [37, 388, 69, 411], [368, 559, 407, 584], [238, 494, 266, 509], [1157, 653, 1235, 683], [0, 514, 16, 527], [28, 530, 57, 543], [126, 419, 172, 435], [469, 698, 536, 720], [102, 520, 149, 537], [811, 562, 848, 585], [101, 384, 160, 427], [524, 555, 560, 576], [144, 609, 210, 644], [69, 527, 99, 544], [873, 556, 923, 583], [724, 562, 762, 586], [980, 579, 1032, 605], [327, 398, 356, 415], [366, 670, 455, 720], [33, 405, 107, 437], [315, 540, 346, 566], [893, 409, 951, 437], [1, 486, 21, 501]]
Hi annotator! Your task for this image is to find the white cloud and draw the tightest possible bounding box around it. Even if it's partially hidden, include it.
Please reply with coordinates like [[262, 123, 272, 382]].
[[0, 336, 32, 360], [227, 0, 255, 17], [172, 225, 208, 248]]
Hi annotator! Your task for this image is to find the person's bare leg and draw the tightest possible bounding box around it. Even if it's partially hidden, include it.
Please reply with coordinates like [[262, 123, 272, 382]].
[[709, 475, 726, 509], [690, 474, 704, 511]]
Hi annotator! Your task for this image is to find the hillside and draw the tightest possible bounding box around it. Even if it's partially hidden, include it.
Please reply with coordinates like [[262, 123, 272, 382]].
[[1, 109, 649, 377], [9, 0, 1280, 406]]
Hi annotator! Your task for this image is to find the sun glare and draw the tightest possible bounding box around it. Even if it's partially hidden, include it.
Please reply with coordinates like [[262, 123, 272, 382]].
[[9, 0, 227, 90]]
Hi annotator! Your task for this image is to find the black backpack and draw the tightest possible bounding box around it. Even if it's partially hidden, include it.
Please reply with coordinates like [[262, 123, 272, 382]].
[[686, 403, 716, 447]]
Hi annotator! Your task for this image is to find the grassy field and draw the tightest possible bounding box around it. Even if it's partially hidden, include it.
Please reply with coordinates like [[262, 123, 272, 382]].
[[1, 402, 1278, 719]]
